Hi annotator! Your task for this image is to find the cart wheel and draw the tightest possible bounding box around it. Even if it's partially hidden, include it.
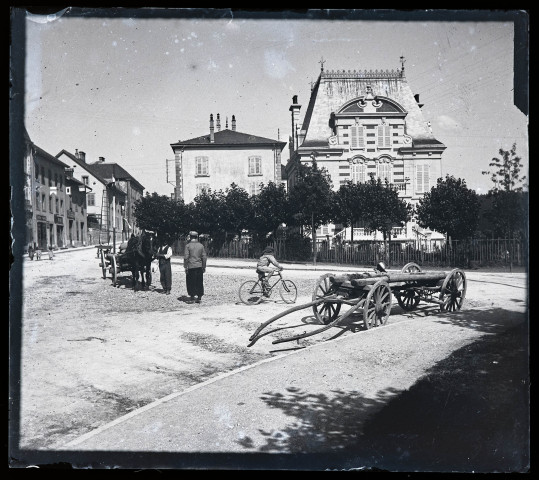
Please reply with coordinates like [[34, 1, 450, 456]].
[[238, 280, 264, 305], [100, 249, 107, 279], [110, 255, 118, 287], [363, 280, 392, 329], [279, 280, 298, 304], [402, 262, 422, 273], [395, 289, 421, 311], [312, 273, 341, 325], [439, 268, 467, 312]]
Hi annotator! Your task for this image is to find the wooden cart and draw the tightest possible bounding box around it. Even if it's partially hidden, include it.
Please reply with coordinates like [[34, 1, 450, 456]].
[[248, 263, 467, 347]]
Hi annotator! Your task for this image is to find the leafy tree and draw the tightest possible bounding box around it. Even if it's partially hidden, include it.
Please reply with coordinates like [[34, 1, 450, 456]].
[[133, 192, 190, 243], [362, 177, 413, 265], [332, 181, 370, 243], [288, 159, 334, 262], [481, 143, 527, 193], [221, 183, 253, 239], [190, 188, 226, 250], [481, 143, 528, 241], [483, 190, 528, 240], [251, 181, 290, 245], [415, 175, 480, 241]]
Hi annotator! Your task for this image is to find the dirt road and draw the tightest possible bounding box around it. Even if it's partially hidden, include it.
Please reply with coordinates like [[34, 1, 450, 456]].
[[11, 248, 528, 453]]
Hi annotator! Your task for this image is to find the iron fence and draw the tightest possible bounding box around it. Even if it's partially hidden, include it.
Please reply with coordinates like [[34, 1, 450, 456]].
[[207, 237, 527, 268]]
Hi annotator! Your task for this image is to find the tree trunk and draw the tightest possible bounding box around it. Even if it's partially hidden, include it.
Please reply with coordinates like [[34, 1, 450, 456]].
[[312, 212, 317, 265]]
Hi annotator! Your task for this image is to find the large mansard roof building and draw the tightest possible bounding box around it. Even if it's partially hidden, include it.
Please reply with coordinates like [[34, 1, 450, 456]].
[[285, 59, 446, 242]]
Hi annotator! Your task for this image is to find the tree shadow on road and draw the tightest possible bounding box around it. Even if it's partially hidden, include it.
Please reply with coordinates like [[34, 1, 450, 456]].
[[236, 318, 529, 473]]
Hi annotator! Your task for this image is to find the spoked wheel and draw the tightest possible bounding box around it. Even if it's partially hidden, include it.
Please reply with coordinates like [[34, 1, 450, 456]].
[[238, 280, 264, 305], [312, 273, 341, 325], [100, 250, 107, 279], [363, 280, 392, 329], [110, 255, 118, 287], [439, 268, 467, 312], [394, 288, 421, 311], [279, 280, 298, 304], [402, 262, 422, 273]]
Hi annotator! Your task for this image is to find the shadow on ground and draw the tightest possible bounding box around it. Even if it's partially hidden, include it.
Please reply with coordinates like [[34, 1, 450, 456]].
[[237, 319, 529, 472]]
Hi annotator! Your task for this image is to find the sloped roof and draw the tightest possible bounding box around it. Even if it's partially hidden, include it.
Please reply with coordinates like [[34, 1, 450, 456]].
[[56, 149, 108, 186], [87, 162, 145, 192], [56, 149, 144, 191], [32, 143, 71, 169], [300, 69, 445, 148], [172, 128, 286, 149]]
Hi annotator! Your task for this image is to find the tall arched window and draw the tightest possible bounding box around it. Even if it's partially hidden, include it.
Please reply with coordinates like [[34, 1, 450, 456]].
[[351, 162, 367, 184], [377, 158, 393, 183]]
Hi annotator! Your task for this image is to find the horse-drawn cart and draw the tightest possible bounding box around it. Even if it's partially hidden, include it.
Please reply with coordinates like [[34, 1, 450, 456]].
[[96, 231, 155, 288], [248, 262, 467, 347], [97, 244, 124, 287]]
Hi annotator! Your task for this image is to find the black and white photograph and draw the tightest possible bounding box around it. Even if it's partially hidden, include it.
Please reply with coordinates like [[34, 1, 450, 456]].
[[9, 8, 529, 471]]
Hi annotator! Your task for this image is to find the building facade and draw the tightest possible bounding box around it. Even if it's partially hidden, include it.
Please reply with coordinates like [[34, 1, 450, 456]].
[[56, 150, 144, 245], [285, 60, 446, 245], [23, 130, 89, 251], [170, 114, 286, 203]]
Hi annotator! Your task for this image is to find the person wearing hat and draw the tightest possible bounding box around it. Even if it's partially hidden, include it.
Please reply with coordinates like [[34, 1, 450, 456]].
[[184, 231, 207, 303], [256, 246, 283, 291], [156, 238, 173, 294]]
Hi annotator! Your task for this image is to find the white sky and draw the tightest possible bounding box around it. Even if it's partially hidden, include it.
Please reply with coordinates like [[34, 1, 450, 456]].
[[21, 8, 529, 196]]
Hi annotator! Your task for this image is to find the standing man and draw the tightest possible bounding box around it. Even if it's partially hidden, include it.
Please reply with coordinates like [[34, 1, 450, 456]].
[[184, 231, 207, 304], [156, 239, 173, 295]]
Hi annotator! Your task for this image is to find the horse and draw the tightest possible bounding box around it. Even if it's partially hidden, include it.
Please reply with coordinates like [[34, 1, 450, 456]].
[[121, 231, 157, 291]]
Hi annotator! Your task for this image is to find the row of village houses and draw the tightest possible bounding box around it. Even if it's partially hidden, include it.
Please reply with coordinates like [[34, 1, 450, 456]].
[[23, 59, 447, 253], [23, 128, 145, 252]]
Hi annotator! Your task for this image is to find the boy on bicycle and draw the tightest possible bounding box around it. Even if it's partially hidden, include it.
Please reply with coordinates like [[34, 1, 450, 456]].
[[256, 246, 283, 290]]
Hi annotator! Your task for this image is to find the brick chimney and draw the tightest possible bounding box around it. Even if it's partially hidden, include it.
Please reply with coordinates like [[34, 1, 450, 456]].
[[231, 115, 236, 131], [216, 113, 221, 131], [76, 150, 86, 162], [289, 95, 302, 151], [209, 114, 215, 143]]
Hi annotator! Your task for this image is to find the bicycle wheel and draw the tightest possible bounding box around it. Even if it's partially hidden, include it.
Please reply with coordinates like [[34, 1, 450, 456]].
[[238, 280, 264, 305], [279, 279, 298, 304]]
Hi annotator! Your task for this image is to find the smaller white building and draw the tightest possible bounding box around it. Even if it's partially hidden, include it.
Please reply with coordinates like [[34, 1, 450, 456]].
[[170, 114, 286, 202]]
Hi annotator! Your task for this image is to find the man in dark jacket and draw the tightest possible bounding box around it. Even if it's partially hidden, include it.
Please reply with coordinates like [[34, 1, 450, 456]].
[[184, 231, 207, 303], [156, 239, 173, 294]]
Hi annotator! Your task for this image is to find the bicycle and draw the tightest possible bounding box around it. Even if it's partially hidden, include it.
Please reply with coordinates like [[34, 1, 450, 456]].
[[238, 270, 298, 305]]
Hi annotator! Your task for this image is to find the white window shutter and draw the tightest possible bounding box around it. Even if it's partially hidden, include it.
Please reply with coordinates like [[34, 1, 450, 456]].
[[384, 126, 391, 147], [357, 126, 364, 148]]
